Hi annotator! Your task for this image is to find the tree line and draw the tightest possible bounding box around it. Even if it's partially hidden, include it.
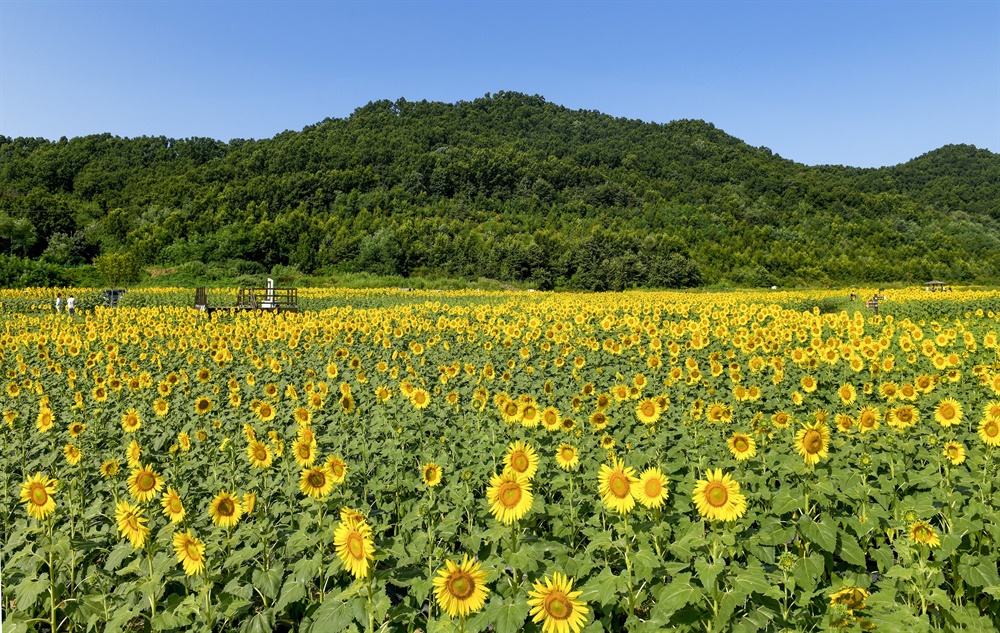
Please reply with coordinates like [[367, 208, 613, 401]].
[[1, 92, 998, 288]]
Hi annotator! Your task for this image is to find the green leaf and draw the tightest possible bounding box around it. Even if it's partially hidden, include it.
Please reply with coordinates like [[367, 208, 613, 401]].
[[836, 530, 866, 567], [694, 557, 724, 590], [959, 557, 1000, 588], [653, 573, 701, 621], [255, 565, 285, 600], [274, 577, 307, 613], [579, 566, 621, 607], [799, 515, 837, 553], [104, 543, 133, 572], [13, 574, 48, 611], [484, 596, 530, 633], [731, 564, 774, 598]]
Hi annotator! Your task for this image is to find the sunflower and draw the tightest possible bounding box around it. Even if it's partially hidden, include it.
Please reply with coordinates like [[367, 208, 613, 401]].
[[635, 467, 669, 509], [519, 402, 540, 428], [68, 421, 86, 438], [172, 529, 206, 576], [63, 444, 82, 466], [727, 432, 756, 461], [692, 469, 748, 522], [299, 466, 334, 499], [294, 406, 312, 426], [178, 431, 191, 452], [771, 410, 792, 429], [942, 441, 966, 466], [334, 510, 374, 579], [835, 414, 855, 433], [433, 555, 490, 618], [909, 521, 940, 548], [486, 470, 533, 524], [978, 417, 1000, 446], [422, 462, 443, 487], [888, 405, 919, 429], [635, 398, 661, 425], [115, 500, 149, 549], [857, 406, 880, 433], [255, 401, 276, 422], [128, 464, 164, 503], [293, 437, 317, 467], [588, 411, 609, 431], [504, 441, 539, 480], [99, 459, 120, 478], [829, 586, 869, 614], [247, 440, 273, 469], [598, 457, 639, 515], [243, 491, 257, 514], [208, 491, 243, 528], [837, 384, 857, 406], [599, 434, 615, 449], [410, 388, 430, 410], [933, 398, 963, 428], [121, 409, 142, 433], [879, 382, 899, 401], [527, 572, 590, 633], [555, 444, 579, 470], [795, 421, 830, 466], [325, 455, 348, 483], [36, 407, 54, 433], [20, 472, 57, 520], [161, 487, 186, 523], [194, 397, 212, 415]]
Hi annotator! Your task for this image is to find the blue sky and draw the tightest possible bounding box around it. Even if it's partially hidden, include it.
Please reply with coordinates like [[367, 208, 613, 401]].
[[1, 0, 997, 167]]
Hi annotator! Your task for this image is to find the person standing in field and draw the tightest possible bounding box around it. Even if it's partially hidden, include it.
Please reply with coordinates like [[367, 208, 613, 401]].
[[55, 293, 63, 313], [67, 295, 76, 317]]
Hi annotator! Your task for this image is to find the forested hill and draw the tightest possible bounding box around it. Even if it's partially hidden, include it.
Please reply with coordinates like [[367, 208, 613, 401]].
[[1, 91, 999, 289]]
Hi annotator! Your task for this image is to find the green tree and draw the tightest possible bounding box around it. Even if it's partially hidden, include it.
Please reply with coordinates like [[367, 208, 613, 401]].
[[93, 251, 144, 288]]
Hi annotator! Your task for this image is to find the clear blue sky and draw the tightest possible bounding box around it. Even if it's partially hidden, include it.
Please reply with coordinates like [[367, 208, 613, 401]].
[[1, 0, 997, 167]]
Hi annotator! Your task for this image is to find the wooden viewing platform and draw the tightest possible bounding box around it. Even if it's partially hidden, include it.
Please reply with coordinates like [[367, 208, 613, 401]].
[[195, 283, 299, 314]]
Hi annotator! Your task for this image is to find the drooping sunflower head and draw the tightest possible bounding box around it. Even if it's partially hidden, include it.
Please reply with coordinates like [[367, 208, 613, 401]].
[[422, 462, 443, 487], [692, 468, 748, 523], [597, 457, 638, 515], [433, 555, 490, 618], [909, 521, 940, 548], [527, 572, 590, 633], [829, 586, 869, 614], [486, 470, 533, 525]]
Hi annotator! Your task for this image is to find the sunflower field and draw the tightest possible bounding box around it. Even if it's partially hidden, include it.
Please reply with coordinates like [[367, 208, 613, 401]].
[[3, 287, 1000, 633]]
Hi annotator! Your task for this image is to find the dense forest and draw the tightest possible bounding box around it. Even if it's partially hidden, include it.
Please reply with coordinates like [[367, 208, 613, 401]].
[[1, 91, 998, 289]]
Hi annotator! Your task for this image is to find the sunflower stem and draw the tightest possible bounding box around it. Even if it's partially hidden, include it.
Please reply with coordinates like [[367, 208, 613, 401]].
[[48, 514, 57, 633], [317, 503, 327, 603]]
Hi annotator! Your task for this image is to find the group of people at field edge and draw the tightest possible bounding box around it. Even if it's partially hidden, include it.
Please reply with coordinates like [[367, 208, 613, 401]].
[[54, 293, 76, 316]]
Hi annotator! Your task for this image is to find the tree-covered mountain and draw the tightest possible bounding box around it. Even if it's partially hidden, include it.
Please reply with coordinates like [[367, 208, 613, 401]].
[[1, 91, 998, 289]]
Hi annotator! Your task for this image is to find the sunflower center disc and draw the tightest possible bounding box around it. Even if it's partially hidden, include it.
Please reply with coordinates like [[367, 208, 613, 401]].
[[448, 572, 474, 599], [544, 593, 570, 620], [645, 479, 661, 498], [347, 532, 364, 558], [219, 500, 234, 516], [499, 482, 521, 507], [609, 473, 630, 498], [31, 485, 47, 505], [308, 472, 325, 488], [255, 447, 267, 460], [805, 431, 822, 453], [511, 454, 528, 472], [735, 438, 748, 452], [707, 482, 728, 507], [561, 448, 574, 461], [138, 473, 154, 490]]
